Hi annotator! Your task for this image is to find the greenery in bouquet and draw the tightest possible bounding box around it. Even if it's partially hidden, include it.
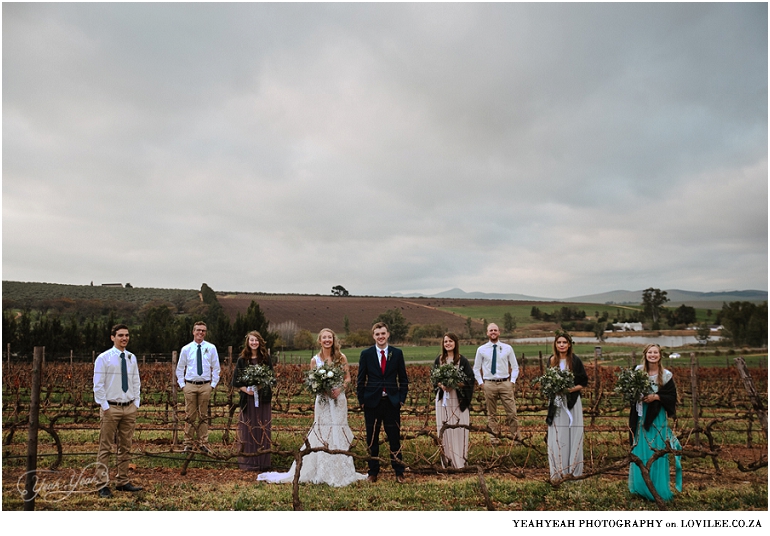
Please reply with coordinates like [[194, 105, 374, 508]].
[[430, 363, 469, 390], [238, 364, 276, 390], [614, 367, 654, 405], [531, 367, 575, 401], [304, 363, 345, 396]]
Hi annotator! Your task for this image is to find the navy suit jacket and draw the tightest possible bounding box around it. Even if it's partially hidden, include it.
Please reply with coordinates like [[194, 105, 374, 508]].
[[357, 346, 409, 408]]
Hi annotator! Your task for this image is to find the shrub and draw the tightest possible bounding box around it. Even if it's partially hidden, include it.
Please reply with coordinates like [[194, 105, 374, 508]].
[[343, 329, 373, 348]]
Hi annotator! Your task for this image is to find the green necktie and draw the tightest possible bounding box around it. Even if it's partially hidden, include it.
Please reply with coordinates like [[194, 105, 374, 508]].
[[491, 344, 497, 375], [120, 352, 129, 392], [196, 344, 203, 376]]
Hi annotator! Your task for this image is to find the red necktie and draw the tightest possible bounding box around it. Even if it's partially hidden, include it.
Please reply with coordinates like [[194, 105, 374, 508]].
[[380, 350, 387, 395]]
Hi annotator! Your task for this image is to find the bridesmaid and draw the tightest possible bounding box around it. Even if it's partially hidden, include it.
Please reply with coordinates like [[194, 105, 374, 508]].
[[231, 330, 273, 471], [432, 332, 474, 468], [628, 343, 682, 501], [545, 330, 588, 479]]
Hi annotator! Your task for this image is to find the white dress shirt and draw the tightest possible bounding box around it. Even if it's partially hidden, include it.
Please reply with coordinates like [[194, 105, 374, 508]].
[[473, 340, 519, 385], [93, 346, 141, 411], [176, 340, 221, 388], [376, 345, 389, 368]]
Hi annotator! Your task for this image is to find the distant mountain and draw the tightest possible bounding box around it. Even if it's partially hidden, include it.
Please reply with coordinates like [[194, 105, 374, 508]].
[[392, 287, 767, 305], [561, 289, 768, 305], [392, 288, 557, 301]]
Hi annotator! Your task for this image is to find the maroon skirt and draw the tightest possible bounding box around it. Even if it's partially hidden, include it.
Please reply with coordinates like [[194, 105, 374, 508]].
[[237, 397, 272, 471]]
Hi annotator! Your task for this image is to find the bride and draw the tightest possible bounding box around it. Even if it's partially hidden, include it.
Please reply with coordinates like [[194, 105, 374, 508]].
[[258, 328, 367, 487]]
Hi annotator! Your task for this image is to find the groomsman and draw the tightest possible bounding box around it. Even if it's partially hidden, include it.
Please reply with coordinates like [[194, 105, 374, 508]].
[[473, 323, 520, 443], [176, 321, 220, 453], [93, 324, 142, 498], [357, 322, 409, 483]]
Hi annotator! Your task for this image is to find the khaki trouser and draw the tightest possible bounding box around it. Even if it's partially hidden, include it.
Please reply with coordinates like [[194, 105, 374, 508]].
[[483, 380, 519, 438], [96, 404, 137, 487], [183, 382, 212, 447]]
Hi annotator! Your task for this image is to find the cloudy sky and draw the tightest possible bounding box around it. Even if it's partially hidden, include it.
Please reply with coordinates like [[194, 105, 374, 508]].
[[2, 2, 767, 299]]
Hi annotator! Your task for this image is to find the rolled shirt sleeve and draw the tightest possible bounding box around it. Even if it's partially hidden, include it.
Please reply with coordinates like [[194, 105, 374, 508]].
[[93, 355, 110, 411], [209, 345, 221, 388], [473, 348, 484, 385], [508, 346, 519, 383]]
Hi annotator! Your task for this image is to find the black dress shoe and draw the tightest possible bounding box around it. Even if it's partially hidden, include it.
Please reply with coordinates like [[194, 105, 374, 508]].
[[98, 486, 113, 498], [367, 475, 378, 483], [115, 483, 143, 492], [199, 445, 212, 455]]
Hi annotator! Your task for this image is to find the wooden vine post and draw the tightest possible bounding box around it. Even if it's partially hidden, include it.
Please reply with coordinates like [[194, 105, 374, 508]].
[[171, 350, 179, 448], [24, 346, 45, 511], [690, 352, 700, 447], [592, 346, 601, 426], [733, 356, 768, 437]]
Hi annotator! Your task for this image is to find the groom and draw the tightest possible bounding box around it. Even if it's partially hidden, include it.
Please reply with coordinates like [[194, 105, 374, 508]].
[[357, 322, 409, 483]]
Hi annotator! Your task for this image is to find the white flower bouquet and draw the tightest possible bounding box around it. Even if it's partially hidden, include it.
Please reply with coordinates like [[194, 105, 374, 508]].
[[304, 363, 345, 396]]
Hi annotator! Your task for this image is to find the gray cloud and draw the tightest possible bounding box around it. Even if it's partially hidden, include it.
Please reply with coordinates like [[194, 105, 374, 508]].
[[3, 3, 767, 298]]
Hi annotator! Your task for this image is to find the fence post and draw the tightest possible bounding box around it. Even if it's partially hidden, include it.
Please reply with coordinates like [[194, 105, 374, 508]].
[[690, 352, 700, 447], [592, 346, 602, 426], [70, 349, 73, 368], [733, 356, 768, 437], [24, 346, 45, 511], [171, 350, 179, 449], [7, 343, 11, 367], [92, 350, 96, 364], [538, 351, 543, 375], [629, 351, 635, 369], [227, 346, 233, 367], [520, 353, 525, 378]]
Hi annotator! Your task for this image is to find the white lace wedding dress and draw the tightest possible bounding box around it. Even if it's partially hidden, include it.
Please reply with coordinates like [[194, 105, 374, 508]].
[[257, 355, 367, 487]]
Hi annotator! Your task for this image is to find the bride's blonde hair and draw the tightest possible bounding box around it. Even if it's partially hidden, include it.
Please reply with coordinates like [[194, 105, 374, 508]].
[[317, 328, 345, 367]]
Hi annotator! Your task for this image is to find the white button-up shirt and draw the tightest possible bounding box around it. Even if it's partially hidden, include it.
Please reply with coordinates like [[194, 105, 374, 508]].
[[473, 340, 519, 385], [93, 346, 141, 411], [176, 340, 221, 388], [376, 345, 389, 368]]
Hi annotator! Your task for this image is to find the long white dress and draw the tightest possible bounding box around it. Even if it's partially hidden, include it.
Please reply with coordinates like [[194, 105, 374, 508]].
[[547, 359, 584, 479], [257, 355, 367, 487]]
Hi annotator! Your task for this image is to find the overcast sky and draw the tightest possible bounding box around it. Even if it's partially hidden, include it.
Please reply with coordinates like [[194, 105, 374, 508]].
[[2, 3, 767, 299]]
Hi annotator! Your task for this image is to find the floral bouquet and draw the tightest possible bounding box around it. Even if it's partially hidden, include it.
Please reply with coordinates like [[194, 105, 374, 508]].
[[238, 364, 276, 390], [430, 363, 469, 390], [614, 368, 653, 406], [304, 363, 345, 396], [431, 363, 470, 406], [238, 364, 276, 407], [531, 367, 575, 401]]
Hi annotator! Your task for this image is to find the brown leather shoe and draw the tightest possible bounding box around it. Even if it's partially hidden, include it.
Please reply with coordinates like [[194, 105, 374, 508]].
[[367, 475, 378, 483], [395, 475, 405, 484]]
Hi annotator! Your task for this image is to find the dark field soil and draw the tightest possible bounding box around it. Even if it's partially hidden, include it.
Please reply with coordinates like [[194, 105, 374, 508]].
[[218, 295, 493, 333]]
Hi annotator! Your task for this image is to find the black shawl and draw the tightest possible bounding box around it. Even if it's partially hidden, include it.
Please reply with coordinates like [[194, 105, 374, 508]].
[[629, 375, 677, 441], [545, 355, 589, 425], [432, 355, 475, 413], [231, 356, 274, 410]]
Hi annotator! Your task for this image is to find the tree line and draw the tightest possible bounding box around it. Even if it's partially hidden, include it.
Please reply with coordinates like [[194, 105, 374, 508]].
[[2, 284, 276, 358]]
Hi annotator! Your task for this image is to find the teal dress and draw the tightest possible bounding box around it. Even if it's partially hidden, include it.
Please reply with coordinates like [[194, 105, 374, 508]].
[[628, 368, 682, 501]]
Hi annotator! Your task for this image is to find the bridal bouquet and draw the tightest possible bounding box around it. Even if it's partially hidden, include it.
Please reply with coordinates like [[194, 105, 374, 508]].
[[430, 363, 469, 390], [614, 368, 653, 406], [238, 364, 276, 390], [304, 363, 345, 396], [531, 367, 575, 401]]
